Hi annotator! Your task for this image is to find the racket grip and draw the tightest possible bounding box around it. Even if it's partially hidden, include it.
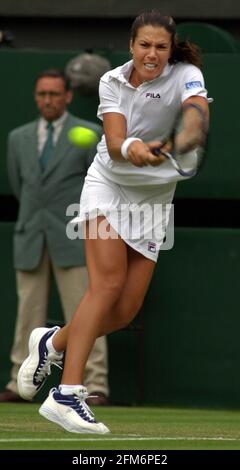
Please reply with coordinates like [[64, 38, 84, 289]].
[[152, 148, 161, 156]]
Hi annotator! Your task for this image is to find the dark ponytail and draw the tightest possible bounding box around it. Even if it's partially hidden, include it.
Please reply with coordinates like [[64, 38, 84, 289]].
[[170, 39, 202, 68]]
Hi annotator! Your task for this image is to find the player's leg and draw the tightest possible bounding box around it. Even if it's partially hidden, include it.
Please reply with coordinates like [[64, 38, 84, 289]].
[[83, 336, 109, 402], [39, 219, 126, 433], [97, 244, 155, 335], [60, 219, 128, 385], [54, 264, 109, 402]]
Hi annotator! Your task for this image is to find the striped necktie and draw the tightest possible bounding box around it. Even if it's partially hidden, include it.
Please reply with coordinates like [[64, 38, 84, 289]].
[[40, 122, 54, 170]]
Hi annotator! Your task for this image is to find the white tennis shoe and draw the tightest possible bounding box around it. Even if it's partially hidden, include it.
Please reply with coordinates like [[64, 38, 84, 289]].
[[39, 386, 110, 434], [17, 326, 63, 400]]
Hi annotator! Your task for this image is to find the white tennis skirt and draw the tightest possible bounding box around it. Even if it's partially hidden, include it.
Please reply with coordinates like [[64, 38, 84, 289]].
[[76, 166, 176, 262]]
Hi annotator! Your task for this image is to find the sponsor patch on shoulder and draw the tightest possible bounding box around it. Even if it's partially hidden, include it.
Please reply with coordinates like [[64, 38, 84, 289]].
[[185, 81, 202, 90]]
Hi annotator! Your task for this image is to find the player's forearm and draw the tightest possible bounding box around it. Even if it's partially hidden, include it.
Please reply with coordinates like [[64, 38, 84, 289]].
[[103, 112, 128, 161], [106, 137, 127, 161], [183, 97, 209, 132], [175, 98, 208, 154]]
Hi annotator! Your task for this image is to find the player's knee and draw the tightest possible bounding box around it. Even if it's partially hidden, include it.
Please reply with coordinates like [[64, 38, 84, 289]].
[[100, 275, 125, 304]]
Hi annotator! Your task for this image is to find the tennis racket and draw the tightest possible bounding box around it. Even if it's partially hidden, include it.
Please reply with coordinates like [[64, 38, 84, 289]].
[[152, 103, 208, 177]]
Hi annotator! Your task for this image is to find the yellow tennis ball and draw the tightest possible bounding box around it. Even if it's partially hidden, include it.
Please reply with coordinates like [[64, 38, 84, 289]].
[[68, 126, 98, 148]]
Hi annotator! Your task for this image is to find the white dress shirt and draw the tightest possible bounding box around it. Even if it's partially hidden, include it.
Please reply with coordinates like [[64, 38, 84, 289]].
[[37, 111, 68, 155]]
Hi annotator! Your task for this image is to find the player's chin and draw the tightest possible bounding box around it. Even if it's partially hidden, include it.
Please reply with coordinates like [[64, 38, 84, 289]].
[[143, 71, 159, 81]]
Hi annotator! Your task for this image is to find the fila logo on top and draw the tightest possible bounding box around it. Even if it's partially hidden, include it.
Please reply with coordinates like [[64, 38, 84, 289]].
[[146, 92, 161, 99]]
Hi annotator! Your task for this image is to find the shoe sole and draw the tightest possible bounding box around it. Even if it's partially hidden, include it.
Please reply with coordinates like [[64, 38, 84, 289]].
[[17, 328, 53, 400], [39, 396, 110, 434]]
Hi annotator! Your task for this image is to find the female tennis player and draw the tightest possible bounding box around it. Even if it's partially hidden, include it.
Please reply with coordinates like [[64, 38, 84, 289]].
[[17, 10, 210, 433]]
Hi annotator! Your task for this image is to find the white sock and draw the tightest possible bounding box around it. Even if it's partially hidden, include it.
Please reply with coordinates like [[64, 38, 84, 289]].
[[46, 335, 62, 354], [59, 384, 85, 395]]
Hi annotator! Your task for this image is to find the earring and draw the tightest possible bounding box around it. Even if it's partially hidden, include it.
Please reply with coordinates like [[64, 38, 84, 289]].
[[130, 49, 133, 55]]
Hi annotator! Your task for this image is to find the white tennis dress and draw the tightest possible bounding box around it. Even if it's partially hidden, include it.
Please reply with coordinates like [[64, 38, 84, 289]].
[[76, 60, 209, 261]]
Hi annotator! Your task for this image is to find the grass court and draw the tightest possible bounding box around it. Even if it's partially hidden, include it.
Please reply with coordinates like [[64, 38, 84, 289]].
[[1, 404, 240, 451]]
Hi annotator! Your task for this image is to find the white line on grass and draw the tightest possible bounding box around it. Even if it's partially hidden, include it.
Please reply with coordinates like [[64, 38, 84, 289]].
[[0, 437, 240, 442]]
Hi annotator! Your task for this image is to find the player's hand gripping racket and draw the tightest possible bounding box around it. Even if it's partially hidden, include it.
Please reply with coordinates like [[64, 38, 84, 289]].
[[153, 103, 208, 177]]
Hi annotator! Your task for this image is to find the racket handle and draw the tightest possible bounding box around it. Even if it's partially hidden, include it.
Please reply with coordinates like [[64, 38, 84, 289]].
[[152, 148, 161, 156], [152, 148, 171, 159]]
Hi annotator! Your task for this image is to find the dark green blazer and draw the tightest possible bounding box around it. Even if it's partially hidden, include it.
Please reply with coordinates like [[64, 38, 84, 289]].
[[7, 113, 102, 270]]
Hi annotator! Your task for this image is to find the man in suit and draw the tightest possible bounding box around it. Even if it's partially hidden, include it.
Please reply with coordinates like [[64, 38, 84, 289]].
[[0, 68, 109, 405]]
